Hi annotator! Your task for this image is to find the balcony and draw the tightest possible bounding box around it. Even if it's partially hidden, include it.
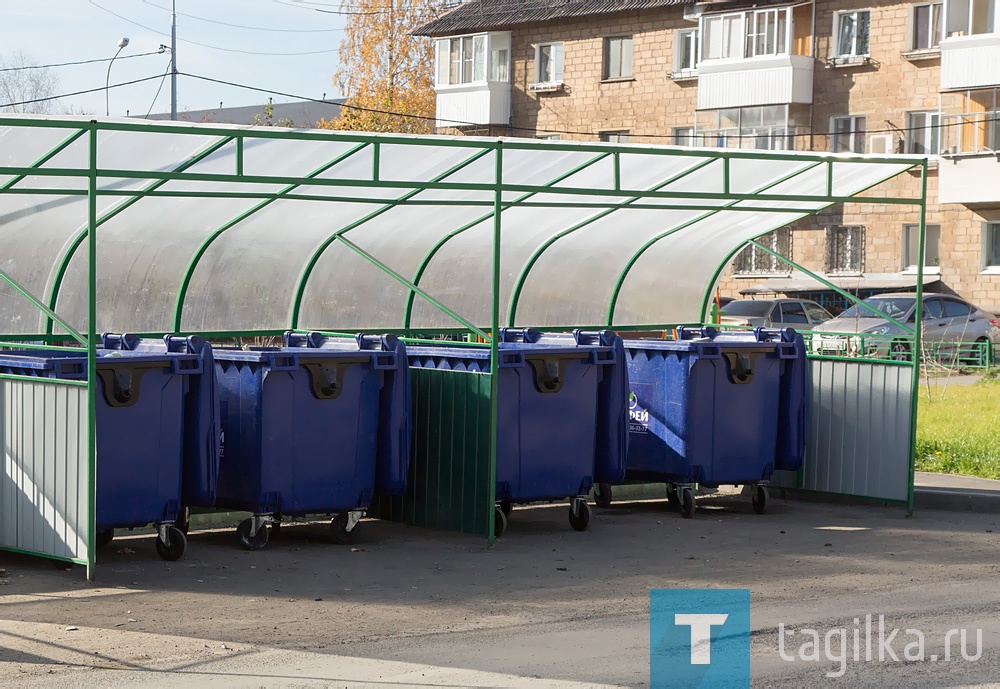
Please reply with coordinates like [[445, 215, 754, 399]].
[[697, 55, 813, 110], [941, 34, 1000, 90], [434, 82, 511, 129]]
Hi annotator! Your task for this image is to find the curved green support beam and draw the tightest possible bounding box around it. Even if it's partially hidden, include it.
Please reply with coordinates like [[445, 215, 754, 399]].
[[45, 135, 235, 334], [401, 152, 613, 332], [605, 161, 824, 326], [506, 157, 717, 327], [289, 147, 493, 330], [172, 142, 369, 331]]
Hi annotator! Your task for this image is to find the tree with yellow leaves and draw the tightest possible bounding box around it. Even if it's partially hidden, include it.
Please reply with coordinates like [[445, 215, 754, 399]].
[[325, 0, 441, 133]]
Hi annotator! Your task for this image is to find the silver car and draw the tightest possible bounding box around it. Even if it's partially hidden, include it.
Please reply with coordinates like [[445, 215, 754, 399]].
[[812, 292, 1000, 362], [719, 298, 834, 330]]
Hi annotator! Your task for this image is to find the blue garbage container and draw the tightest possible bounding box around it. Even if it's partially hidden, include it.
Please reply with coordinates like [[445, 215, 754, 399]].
[[772, 329, 810, 473], [616, 327, 799, 518], [0, 344, 202, 560], [406, 328, 628, 536], [284, 332, 411, 499], [210, 336, 399, 549], [100, 333, 220, 525]]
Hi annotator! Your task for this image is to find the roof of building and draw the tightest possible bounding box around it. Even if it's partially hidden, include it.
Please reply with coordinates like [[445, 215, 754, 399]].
[[415, 0, 689, 36], [146, 99, 346, 129]]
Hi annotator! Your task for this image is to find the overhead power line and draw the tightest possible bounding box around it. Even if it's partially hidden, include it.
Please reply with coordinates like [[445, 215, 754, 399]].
[[0, 51, 164, 73], [0, 74, 167, 109], [139, 0, 346, 31], [89, 1, 341, 55], [179, 71, 977, 143]]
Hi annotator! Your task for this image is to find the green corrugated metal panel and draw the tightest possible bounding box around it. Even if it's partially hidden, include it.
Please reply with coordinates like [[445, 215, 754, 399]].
[[371, 368, 491, 536]]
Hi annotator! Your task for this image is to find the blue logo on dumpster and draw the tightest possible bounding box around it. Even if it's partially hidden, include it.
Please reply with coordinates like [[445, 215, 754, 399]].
[[650, 589, 750, 688]]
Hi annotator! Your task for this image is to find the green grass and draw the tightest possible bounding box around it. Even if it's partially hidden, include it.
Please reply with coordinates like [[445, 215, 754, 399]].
[[916, 378, 1000, 480]]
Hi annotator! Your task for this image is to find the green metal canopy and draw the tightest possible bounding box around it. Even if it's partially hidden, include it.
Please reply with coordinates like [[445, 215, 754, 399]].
[[0, 115, 925, 338]]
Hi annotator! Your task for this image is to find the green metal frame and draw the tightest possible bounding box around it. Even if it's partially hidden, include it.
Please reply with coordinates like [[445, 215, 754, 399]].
[[0, 115, 929, 560]]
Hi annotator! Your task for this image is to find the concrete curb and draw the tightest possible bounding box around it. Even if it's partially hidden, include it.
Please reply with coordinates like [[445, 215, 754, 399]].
[[913, 488, 1000, 514]]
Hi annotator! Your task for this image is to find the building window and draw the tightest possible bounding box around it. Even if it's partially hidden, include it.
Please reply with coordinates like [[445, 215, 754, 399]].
[[907, 112, 941, 154], [537, 134, 561, 140], [744, 8, 789, 57], [826, 226, 865, 274], [946, 0, 996, 37], [490, 34, 510, 82], [984, 222, 1000, 270], [702, 13, 744, 60], [535, 42, 564, 85], [436, 35, 488, 85], [673, 126, 696, 146], [604, 36, 633, 79], [833, 10, 871, 57], [913, 2, 944, 49], [599, 130, 631, 143], [903, 223, 942, 270], [696, 105, 806, 151], [832, 116, 867, 153], [674, 28, 699, 73], [734, 228, 792, 275]]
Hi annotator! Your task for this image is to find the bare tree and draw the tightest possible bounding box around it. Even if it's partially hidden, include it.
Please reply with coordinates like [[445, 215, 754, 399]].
[[0, 51, 60, 114]]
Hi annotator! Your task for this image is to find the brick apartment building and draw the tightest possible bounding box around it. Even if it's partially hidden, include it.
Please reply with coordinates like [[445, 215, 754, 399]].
[[417, 0, 1000, 316]]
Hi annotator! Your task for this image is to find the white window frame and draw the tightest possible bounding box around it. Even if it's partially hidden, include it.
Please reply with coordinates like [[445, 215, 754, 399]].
[[833, 9, 872, 57], [534, 42, 564, 86], [604, 36, 634, 80], [911, 2, 944, 50], [702, 12, 745, 60], [435, 33, 508, 86], [831, 115, 867, 153], [983, 222, 1000, 272], [744, 8, 790, 58], [673, 28, 699, 75], [907, 111, 942, 154], [599, 130, 631, 143], [903, 223, 942, 273], [673, 126, 697, 146], [946, 0, 997, 37], [734, 228, 793, 276]]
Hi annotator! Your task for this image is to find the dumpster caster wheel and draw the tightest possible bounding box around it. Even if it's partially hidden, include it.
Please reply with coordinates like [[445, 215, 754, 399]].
[[667, 485, 681, 508], [156, 526, 187, 562], [679, 488, 696, 519], [95, 528, 115, 550], [499, 500, 512, 518], [594, 483, 613, 509], [752, 485, 768, 515], [237, 519, 269, 551], [493, 506, 508, 538], [330, 514, 356, 545], [50, 559, 73, 571], [569, 499, 591, 532]]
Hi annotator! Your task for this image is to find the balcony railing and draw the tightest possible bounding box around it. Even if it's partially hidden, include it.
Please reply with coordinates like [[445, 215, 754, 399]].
[[939, 111, 1000, 155]]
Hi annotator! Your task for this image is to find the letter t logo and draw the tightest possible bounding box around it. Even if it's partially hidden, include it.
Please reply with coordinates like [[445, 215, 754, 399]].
[[674, 614, 730, 664]]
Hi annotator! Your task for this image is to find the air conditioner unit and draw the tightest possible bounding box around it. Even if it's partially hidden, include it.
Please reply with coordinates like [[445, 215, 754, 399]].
[[868, 134, 894, 155]]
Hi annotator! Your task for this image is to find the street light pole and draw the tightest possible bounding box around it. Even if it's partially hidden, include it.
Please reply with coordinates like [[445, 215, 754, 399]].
[[170, 0, 177, 120], [105, 37, 130, 117]]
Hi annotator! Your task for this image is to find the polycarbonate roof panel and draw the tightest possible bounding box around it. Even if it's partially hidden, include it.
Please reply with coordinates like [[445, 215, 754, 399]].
[[0, 116, 922, 335]]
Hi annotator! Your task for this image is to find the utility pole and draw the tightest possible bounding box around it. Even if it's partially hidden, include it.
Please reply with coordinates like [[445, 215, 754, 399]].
[[170, 0, 177, 120]]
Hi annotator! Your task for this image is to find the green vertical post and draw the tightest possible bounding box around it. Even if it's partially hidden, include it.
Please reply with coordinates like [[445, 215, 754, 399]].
[[236, 136, 244, 176], [907, 160, 929, 515], [487, 142, 502, 545], [86, 122, 99, 582]]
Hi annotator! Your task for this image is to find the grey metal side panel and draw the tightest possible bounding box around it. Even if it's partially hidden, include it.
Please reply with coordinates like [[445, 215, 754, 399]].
[[775, 360, 912, 502], [0, 379, 88, 560]]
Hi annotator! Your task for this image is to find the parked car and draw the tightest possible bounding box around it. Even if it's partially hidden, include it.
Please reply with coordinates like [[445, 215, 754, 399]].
[[811, 292, 1000, 363], [719, 298, 834, 330]]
